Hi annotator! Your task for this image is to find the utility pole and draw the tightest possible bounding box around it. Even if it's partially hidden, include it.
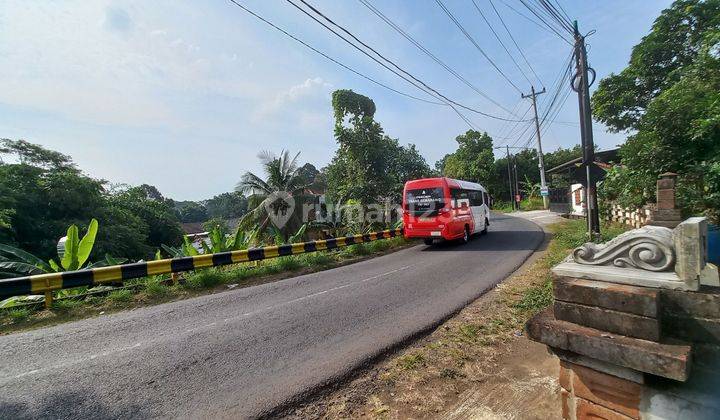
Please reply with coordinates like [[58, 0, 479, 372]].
[[521, 86, 549, 209], [513, 156, 520, 211], [571, 21, 601, 239], [506, 145, 515, 210]]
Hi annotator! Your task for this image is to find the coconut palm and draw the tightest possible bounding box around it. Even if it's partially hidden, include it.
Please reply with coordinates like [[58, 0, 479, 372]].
[[235, 150, 311, 242]]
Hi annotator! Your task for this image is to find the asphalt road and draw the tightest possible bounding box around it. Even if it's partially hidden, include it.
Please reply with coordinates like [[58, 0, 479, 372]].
[[0, 213, 544, 419]]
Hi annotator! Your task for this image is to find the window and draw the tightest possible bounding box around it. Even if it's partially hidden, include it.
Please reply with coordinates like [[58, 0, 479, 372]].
[[405, 188, 445, 215], [450, 188, 470, 208], [469, 190, 482, 206], [483, 192, 489, 205]]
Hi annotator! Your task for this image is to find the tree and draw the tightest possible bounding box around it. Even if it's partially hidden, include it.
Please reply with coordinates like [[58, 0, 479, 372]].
[[236, 150, 310, 240], [178, 201, 209, 223], [0, 138, 75, 170], [326, 89, 432, 204], [592, 0, 720, 221], [205, 192, 248, 219], [592, 0, 720, 132], [109, 186, 184, 251], [438, 130, 495, 184]]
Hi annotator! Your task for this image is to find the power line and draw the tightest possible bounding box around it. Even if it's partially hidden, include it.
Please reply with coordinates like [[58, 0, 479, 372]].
[[434, 0, 524, 93], [515, 0, 573, 43], [469, 0, 533, 87], [357, 0, 517, 116], [224, 0, 446, 106], [486, 0, 544, 88], [288, 0, 529, 122]]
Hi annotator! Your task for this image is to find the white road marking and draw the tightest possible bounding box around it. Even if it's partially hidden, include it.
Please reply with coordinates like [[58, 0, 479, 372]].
[[1, 265, 413, 383]]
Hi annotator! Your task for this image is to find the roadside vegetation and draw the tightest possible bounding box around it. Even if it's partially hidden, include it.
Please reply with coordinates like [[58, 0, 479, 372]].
[[286, 218, 629, 419]]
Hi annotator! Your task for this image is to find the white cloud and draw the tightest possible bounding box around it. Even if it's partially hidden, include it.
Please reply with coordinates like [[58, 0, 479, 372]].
[[253, 77, 334, 122]]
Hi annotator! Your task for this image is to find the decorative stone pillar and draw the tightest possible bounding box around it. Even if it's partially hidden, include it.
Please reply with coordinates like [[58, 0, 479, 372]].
[[527, 217, 720, 419], [649, 173, 683, 229]]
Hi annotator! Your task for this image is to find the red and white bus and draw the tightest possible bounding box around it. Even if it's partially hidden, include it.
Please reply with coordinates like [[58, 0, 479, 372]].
[[402, 177, 491, 245]]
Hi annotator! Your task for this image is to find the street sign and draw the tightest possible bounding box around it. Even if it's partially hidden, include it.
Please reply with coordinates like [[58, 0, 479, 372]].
[[540, 187, 549, 197]]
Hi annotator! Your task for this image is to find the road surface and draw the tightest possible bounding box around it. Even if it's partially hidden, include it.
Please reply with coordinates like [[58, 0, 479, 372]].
[[0, 213, 544, 419]]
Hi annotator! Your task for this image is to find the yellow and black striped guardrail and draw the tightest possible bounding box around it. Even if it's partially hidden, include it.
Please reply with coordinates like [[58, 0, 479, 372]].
[[0, 228, 404, 300]]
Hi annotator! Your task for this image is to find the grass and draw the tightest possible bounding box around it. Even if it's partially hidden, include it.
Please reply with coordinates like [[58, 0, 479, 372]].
[[107, 289, 134, 303], [397, 352, 425, 370], [185, 268, 226, 289], [7, 308, 29, 323]]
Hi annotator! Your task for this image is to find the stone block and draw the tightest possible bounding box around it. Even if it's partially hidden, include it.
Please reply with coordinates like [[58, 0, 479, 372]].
[[554, 301, 660, 341], [674, 217, 708, 283], [526, 309, 691, 381], [553, 348, 644, 384], [661, 287, 720, 319], [554, 277, 658, 317], [577, 398, 635, 420], [657, 177, 675, 190], [657, 189, 676, 210], [651, 209, 682, 221], [571, 363, 641, 418], [663, 314, 720, 344]]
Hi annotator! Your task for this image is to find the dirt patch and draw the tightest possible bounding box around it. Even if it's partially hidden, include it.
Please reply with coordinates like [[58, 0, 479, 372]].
[[282, 230, 563, 420]]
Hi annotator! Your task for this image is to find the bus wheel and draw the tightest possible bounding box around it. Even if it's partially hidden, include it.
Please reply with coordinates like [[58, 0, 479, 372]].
[[482, 218, 488, 235], [462, 226, 470, 243], [424, 238, 434, 246]]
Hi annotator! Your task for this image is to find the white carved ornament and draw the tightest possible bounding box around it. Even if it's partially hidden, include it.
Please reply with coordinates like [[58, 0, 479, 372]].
[[572, 225, 675, 272]]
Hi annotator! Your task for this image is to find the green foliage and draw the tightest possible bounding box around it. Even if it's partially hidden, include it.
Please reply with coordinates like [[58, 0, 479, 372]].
[[236, 150, 311, 241], [204, 192, 248, 219], [177, 201, 209, 223], [593, 1, 720, 222], [326, 89, 432, 205], [186, 269, 225, 289], [55, 219, 98, 271], [7, 307, 30, 323], [440, 130, 495, 183], [107, 289, 133, 303], [144, 279, 169, 298]]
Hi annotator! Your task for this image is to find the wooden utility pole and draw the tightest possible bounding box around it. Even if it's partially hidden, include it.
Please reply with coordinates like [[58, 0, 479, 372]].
[[572, 21, 601, 239], [521, 86, 549, 209]]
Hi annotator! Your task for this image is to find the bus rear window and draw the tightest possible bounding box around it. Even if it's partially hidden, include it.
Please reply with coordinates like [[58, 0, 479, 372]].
[[405, 188, 445, 215]]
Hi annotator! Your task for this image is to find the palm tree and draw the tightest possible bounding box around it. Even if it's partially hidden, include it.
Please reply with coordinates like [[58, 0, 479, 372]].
[[235, 150, 311, 242]]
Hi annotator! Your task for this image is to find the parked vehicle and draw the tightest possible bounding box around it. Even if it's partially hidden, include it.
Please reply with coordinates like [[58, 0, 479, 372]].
[[402, 177, 490, 245]]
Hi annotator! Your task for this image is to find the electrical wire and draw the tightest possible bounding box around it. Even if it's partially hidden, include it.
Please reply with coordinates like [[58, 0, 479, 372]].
[[288, 0, 529, 122], [434, 0, 523, 93], [470, 0, 533, 87], [357, 0, 517, 116], [224, 0, 446, 105], [486, 0, 544, 88]]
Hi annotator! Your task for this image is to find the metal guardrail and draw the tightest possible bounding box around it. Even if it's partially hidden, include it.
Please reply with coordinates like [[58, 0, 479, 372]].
[[0, 228, 404, 303]]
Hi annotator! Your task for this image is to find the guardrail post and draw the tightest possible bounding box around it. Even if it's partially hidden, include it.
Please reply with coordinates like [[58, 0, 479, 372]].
[[44, 291, 53, 309]]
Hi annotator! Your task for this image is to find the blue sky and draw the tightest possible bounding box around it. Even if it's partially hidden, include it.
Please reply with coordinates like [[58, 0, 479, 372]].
[[0, 0, 673, 200]]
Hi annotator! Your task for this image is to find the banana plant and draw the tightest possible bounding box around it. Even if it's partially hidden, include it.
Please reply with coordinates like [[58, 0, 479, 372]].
[[0, 219, 106, 276], [50, 219, 99, 271], [269, 223, 308, 245], [161, 235, 200, 258]]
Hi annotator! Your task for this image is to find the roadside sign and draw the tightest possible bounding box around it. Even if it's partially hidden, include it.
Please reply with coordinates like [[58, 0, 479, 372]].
[[540, 187, 549, 197]]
